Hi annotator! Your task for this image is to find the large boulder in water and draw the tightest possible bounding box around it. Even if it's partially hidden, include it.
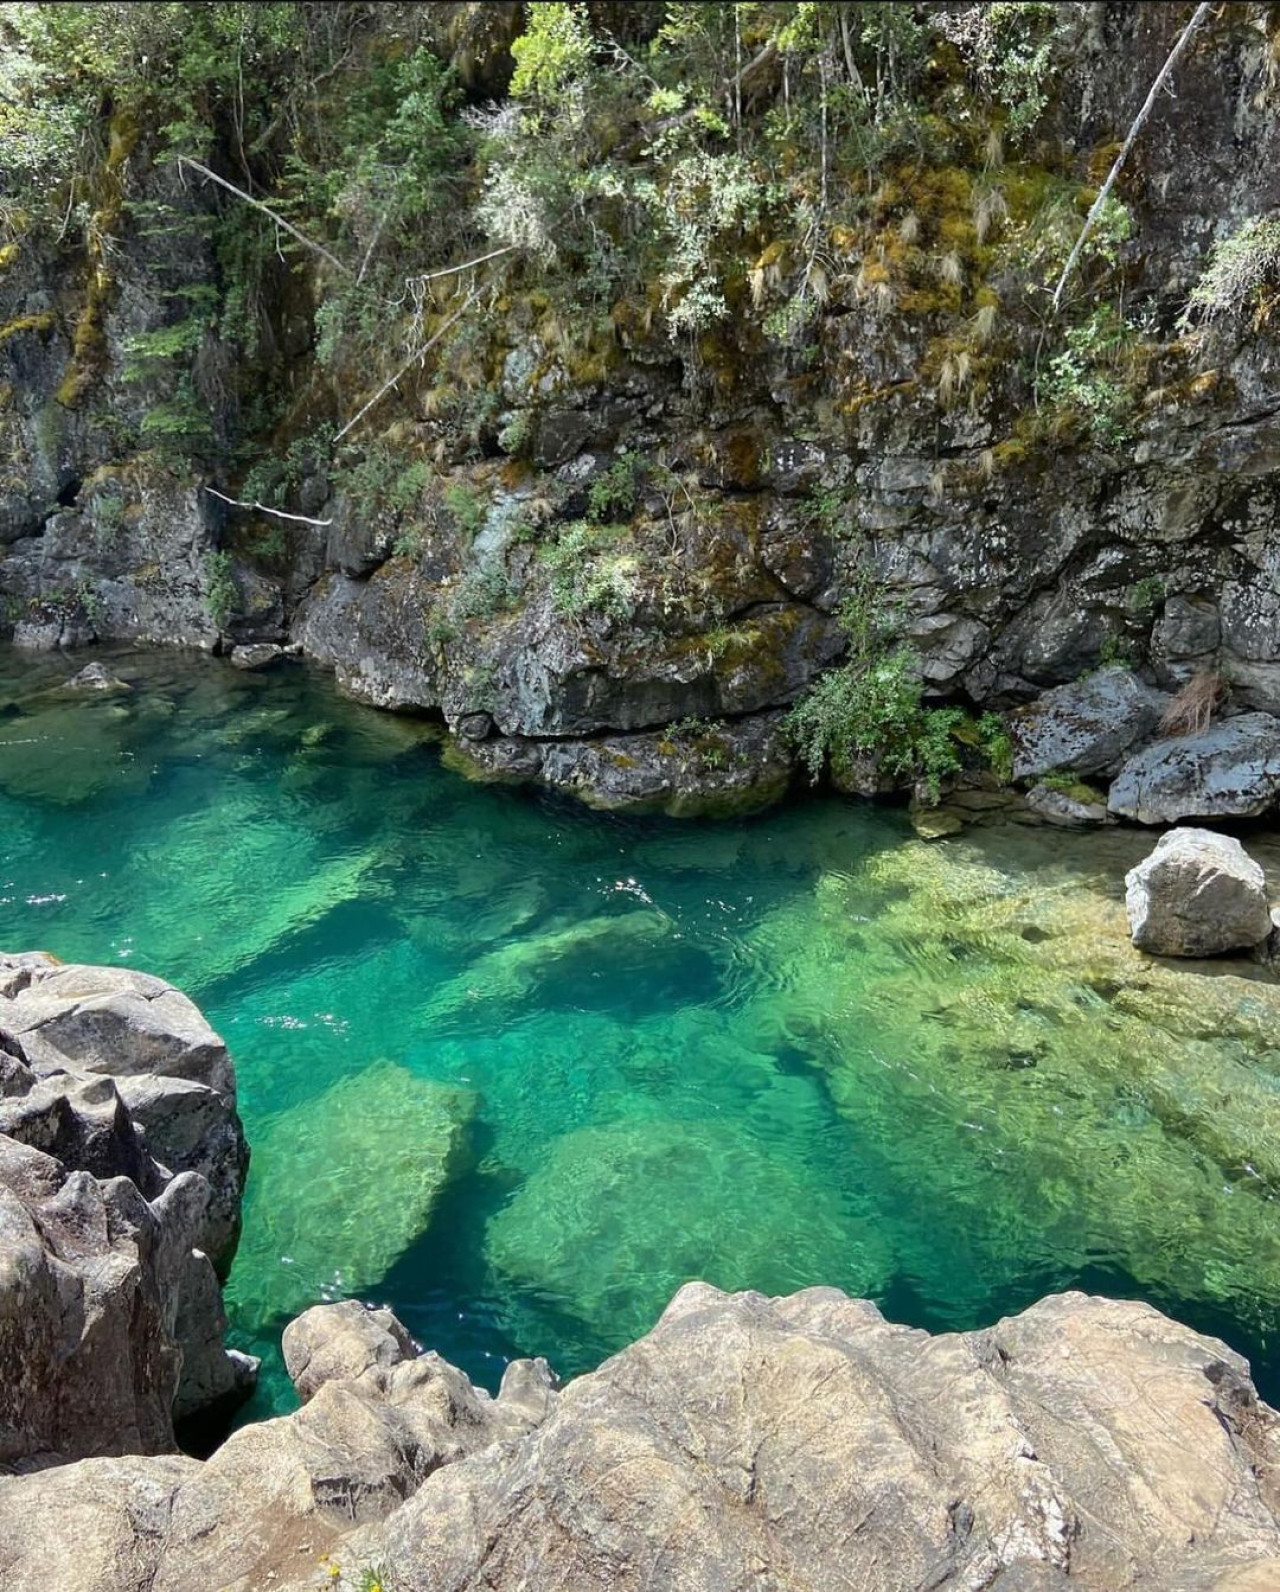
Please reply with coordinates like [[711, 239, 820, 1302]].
[[1010, 667, 1167, 780], [228, 1060, 476, 1321], [1108, 713, 1280, 824], [1125, 828, 1273, 957]]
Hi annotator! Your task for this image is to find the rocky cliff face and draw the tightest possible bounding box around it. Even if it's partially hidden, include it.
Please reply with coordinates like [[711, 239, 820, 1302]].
[[3, 1284, 1280, 1591], [0, 952, 254, 1467], [2, 2, 1279, 818]]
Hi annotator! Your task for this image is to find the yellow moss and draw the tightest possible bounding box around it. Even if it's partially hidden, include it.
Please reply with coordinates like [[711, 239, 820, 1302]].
[[106, 109, 140, 173], [992, 437, 1029, 468], [898, 283, 964, 316], [0, 242, 19, 271], [937, 214, 976, 251], [839, 380, 917, 415], [1087, 142, 1123, 187], [0, 382, 12, 411], [0, 312, 54, 342]]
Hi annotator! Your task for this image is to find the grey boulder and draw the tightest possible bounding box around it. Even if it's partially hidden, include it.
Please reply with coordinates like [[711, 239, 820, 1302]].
[[1010, 667, 1166, 780], [228, 643, 287, 671], [1108, 713, 1280, 824], [1125, 827, 1273, 957], [65, 661, 131, 692], [282, 1298, 417, 1404], [0, 954, 254, 1461], [0, 956, 247, 1268]]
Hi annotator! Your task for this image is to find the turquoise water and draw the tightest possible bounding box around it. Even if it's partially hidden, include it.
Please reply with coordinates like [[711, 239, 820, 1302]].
[[3, 645, 1280, 1422]]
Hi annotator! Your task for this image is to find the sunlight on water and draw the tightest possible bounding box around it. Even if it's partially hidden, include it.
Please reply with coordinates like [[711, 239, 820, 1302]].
[[3, 645, 1280, 1422]]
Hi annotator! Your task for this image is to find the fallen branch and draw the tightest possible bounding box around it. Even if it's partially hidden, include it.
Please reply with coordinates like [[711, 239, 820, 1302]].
[[333, 288, 478, 443], [405, 244, 519, 288], [1051, 2, 1212, 310], [176, 155, 350, 276], [203, 486, 333, 527]]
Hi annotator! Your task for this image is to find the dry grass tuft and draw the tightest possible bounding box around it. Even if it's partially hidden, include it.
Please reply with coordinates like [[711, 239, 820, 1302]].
[[1159, 670, 1221, 738]]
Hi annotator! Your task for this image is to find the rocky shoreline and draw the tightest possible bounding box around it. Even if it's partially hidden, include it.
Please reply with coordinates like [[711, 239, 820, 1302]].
[[3, 947, 1280, 1590], [3, 4, 1279, 821]]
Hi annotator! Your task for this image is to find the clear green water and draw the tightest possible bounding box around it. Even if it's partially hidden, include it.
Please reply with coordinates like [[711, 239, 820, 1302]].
[[3, 646, 1280, 1423]]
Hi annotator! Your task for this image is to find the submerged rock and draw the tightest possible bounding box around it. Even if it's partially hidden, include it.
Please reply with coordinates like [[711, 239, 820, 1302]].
[[1024, 780, 1113, 827], [0, 953, 255, 1464], [1011, 667, 1167, 780], [6, 1288, 1277, 1592], [742, 831, 1280, 1328], [486, 1117, 891, 1342], [228, 1060, 476, 1322], [0, 693, 151, 806], [1125, 828, 1273, 957], [1108, 713, 1280, 824], [65, 661, 131, 693]]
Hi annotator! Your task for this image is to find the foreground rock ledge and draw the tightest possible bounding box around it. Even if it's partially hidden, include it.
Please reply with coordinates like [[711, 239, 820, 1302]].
[[3, 1287, 1280, 1592], [0, 952, 254, 1464]]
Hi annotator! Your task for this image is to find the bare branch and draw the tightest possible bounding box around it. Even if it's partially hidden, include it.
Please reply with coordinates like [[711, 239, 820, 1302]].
[[203, 486, 333, 527], [176, 156, 351, 275], [1051, 2, 1212, 311], [405, 245, 519, 289], [333, 288, 479, 443]]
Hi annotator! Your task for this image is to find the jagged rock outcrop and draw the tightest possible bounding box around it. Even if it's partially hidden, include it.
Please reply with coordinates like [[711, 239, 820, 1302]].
[[0, 952, 254, 1465], [1125, 827, 1274, 957], [3, 1287, 1279, 1591]]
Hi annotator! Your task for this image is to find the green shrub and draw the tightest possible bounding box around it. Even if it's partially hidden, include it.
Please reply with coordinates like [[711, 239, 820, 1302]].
[[787, 644, 965, 800], [1039, 305, 1138, 446], [540, 521, 639, 624], [587, 454, 642, 523], [335, 447, 430, 520], [1185, 216, 1280, 324], [203, 549, 236, 629], [443, 483, 487, 539], [787, 578, 1012, 802], [452, 561, 514, 621]]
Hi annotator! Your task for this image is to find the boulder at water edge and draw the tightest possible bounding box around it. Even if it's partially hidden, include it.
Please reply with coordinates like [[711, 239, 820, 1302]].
[[1108, 713, 1280, 824], [1010, 666, 1167, 781], [1125, 828, 1273, 957], [0, 953, 255, 1462]]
